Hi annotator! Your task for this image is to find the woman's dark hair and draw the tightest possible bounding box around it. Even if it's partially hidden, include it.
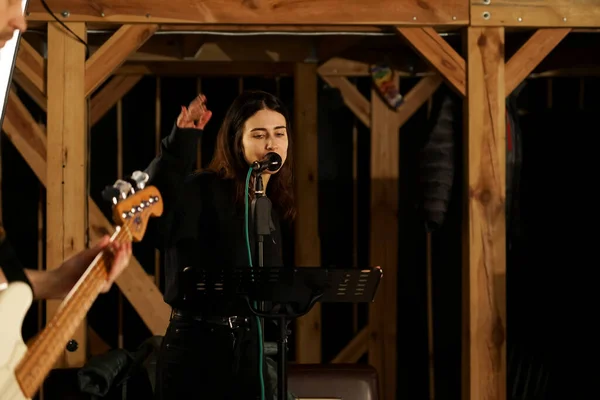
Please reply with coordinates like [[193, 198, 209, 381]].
[[206, 90, 296, 221]]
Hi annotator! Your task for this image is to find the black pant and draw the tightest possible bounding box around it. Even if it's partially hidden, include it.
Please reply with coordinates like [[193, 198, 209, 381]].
[[154, 313, 271, 399]]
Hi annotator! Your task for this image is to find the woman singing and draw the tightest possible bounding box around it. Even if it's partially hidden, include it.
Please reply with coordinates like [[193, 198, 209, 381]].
[[145, 90, 294, 399]]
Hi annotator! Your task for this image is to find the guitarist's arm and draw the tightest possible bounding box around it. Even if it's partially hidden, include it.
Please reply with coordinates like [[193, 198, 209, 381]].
[[0, 235, 131, 300], [144, 94, 212, 248]]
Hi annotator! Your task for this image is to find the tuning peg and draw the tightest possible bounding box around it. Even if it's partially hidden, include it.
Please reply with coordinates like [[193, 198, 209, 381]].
[[101, 185, 121, 204], [131, 170, 150, 190]]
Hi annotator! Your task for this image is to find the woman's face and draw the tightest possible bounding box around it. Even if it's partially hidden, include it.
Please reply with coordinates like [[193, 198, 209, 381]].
[[241, 109, 288, 174]]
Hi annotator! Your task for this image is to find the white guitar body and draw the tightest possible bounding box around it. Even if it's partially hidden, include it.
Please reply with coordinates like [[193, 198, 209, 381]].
[[0, 282, 32, 400]]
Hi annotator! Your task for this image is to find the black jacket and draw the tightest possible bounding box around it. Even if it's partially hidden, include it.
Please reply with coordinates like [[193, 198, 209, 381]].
[[144, 123, 284, 313]]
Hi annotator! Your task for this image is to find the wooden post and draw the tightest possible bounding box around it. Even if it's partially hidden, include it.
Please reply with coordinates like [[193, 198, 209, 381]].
[[46, 21, 88, 367], [368, 79, 400, 400], [463, 26, 506, 400], [293, 62, 322, 363]]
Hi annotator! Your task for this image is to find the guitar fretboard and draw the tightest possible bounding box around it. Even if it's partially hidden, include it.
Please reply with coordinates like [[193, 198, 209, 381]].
[[14, 222, 133, 398]]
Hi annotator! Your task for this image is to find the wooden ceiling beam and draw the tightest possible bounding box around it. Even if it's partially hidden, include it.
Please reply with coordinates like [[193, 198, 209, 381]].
[[396, 27, 466, 97], [26, 0, 468, 25], [85, 24, 158, 97], [16, 39, 45, 95], [505, 28, 571, 95], [471, 0, 600, 28]]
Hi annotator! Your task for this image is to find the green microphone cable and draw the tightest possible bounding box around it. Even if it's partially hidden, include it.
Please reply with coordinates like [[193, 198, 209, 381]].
[[245, 167, 266, 400]]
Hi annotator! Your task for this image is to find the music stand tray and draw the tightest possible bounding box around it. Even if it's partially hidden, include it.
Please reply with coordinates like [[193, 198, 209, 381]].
[[183, 266, 382, 400]]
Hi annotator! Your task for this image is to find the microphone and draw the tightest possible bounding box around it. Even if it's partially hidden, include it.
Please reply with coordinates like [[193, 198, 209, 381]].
[[251, 152, 282, 173]]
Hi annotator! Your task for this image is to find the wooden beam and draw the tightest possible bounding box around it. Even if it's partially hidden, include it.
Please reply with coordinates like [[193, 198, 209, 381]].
[[293, 63, 321, 364], [85, 24, 158, 97], [47, 21, 88, 368], [396, 74, 443, 127], [2, 92, 47, 184], [12, 69, 47, 112], [115, 61, 295, 76], [26, 0, 469, 25], [396, 27, 466, 96], [463, 26, 506, 400], [318, 58, 372, 77], [316, 36, 363, 62], [16, 39, 45, 95], [90, 75, 143, 126], [318, 76, 370, 128], [471, 0, 600, 27], [1, 90, 171, 339], [369, 77, 400, 400], [331, 327, 368, 363], [505, 28, 571, 95]]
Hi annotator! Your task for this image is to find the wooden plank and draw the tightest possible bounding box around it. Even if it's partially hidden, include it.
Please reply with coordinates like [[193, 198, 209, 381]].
[[318, 58, 372, 77], [85, 24, 158, 97], [115, 61, 295, 76], [1, 91, 171, 337], [26, 0, 469, 25], [331, 327, 368, 363], [16, 39, 45, 95], [396, 74, 443, 127], [369, 78, 399, 400], [471, 0, 600, 27], [2, 92, 47, 184], [90, 75, 143, 125], [293, 63, 321, 364], [505, 28, 571, 95], [396, 27, 466, 96], [463, 26, 506, 400], [318, 75, 370, 127], [46, 21, 88, 368], [12, 70, 47, 112]]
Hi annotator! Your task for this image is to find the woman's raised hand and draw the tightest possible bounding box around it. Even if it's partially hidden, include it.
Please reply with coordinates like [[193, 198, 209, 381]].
[[177, 94, 213, 129]]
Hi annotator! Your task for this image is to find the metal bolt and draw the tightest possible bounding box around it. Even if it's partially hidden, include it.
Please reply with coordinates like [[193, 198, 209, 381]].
[[482, 11, 491, 20], [101, 12, 105, 17], [452, 16, 457, 20], [563, 17, 567, 22], [413, 17, 417, 21], [146, 13, 151, 18], [517, 17, 522, 22], [483, 0, 491, 4], [61, 10, 70, 18]]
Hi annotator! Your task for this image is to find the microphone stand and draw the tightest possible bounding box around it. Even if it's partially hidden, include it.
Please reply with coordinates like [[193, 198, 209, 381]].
[[250, 171, 272, 348]]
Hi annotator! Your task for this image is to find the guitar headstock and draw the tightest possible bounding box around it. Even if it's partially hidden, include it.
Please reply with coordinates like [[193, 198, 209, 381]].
[[102, 171, 163, 242]]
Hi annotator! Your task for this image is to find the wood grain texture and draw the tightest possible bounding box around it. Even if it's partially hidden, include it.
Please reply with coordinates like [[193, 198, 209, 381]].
[[396, 27, 466, 96], [15, 39, 45, 95], [293, 63, 322, 363], [369, 80, 400, 400], [46, 22, 88, 368], [26, 0, 469, 25], [505, 28, 570, 95], [463, 26, 506, 400], [471, 0, 600, 27], [85, 24, 158, 96]]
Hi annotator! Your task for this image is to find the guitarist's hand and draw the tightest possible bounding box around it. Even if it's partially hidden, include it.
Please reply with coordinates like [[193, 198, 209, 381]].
[[176, 94, 212, 130], [54, 235, 132, 298]]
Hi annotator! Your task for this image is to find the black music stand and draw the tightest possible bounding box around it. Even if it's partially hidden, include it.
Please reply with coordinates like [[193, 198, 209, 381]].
[[182, 266, 382, 400]]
